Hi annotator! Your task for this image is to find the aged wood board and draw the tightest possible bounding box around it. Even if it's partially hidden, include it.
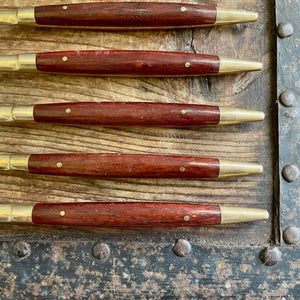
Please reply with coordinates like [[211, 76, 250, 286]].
[[0, 0, 282, 298]]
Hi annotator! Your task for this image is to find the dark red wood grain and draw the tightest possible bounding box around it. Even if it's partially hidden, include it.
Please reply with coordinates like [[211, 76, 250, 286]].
[[34, 2, 216, 28], [32, 202, 221, 227], [28, 153, 220, 178], [33, 102, 220, 126], [36, 50, 220, 76]]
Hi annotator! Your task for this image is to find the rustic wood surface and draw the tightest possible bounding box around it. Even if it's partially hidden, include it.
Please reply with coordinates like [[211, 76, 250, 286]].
[[0, 0, 274, 247]]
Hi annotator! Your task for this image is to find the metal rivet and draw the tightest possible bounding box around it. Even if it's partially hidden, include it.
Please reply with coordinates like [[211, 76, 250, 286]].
[[283, 227, 300, 245], [279, 90, 296, 107], [282, 164, 300, 182], [259, 246, 282, 266], [62, 5, 68, 10], [179, 167, 186, 172], [277, 22, 294, 38], [173, 239, 191, 257], [184, 215, 190, 222], [60, 211, 65, 217], [181, 7, 186, 12], [185, 62, 191, 68], [65, 108, 71, 113], [57, 162, 63, 168], [92, 243, 110, 260], [181, 109, 186, 115], [62, 56, 68, 62], [12, 241, 30, 258]]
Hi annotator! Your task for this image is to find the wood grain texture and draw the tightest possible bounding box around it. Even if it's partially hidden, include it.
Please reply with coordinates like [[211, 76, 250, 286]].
[[36, 50, 220, 76], [28, 153, 220, 178], [33, 102, 220, 126], [35, 2, 217, 28], [32, 202, 221, 227], [0, 0, 274, 249]]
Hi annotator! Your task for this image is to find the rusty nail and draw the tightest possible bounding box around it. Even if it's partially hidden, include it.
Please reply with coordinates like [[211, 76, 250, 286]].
[[283, 227, 300, 245], [260, 246, 282, 266], [277, 22, 294, 38], [279, 90, 296, 107], [92, 243, 110, 260], [282, 164, 300, 182], [173, 239, 192, 257], [12, 241, 30, 258]]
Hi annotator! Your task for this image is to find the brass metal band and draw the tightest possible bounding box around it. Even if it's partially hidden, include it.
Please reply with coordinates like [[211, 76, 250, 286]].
[[0, 53, 37, 72], [219, 205, 269, 224], [0, 204, 33, 223], [0, 105, 34, 122], [0, 154, 30, 171], [215, 8, 258, 25], [0, 8, 35, 25], [218, 57, 262, 74], [219, 107, 265, 125], [218, 159, 263, 177]]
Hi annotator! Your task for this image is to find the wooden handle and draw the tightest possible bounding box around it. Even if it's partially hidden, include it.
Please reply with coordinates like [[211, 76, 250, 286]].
[[34, 2, 216, 29], [36, 50, 220, 76], [28, 154, 220, 178], [33, 102, 220, 126], [32, 202, 221, 227]]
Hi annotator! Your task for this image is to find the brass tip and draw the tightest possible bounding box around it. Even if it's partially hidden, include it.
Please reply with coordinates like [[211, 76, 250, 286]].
[[0, 8, 35, 25], [219, 107, 265, 125], [218, 57, 262, 74], [220, 206, 269, 224], [219, 160, 263, 177], [0, 204, 33, 223], [215, 8, 258, 25]]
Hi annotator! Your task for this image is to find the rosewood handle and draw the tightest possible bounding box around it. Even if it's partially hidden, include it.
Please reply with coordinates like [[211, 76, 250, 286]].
[[34, 3, 216, 29], [36, 50, 220, 76], [28, 154, 220, 178], [33, 102, 220, 126], [32, 202, 221, 227]]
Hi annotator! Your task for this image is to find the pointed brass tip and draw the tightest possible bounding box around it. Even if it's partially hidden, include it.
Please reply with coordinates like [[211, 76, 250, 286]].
[[220, 206, 269, 224], [219, 107, 265, 125], [215, 8, 258, 25], [218, 57, 262, 74], [218, 160, 263, 177]]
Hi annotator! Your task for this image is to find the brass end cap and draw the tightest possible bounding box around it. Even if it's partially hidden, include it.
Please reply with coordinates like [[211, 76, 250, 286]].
[[219, 107, 265, 125], [218, 57, 262, 74], [0, 8, 35, 25], [215, 8, 258, 25], [219, 159, 263, 177], [0, 154, 30, 171], [0, 204, 33, 223], [220, 206, 269, 224]]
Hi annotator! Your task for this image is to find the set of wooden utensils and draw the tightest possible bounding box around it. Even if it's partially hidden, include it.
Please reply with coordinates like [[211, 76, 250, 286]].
[[0, 2, 269, 228]]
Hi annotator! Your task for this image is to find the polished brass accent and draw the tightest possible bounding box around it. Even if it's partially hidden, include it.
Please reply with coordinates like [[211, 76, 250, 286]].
[[219, 107, 265, 125], [181, 7, 187, 12], [218, 57, 262, 74], [181, 110, 186, 115], [0, 154, 29, 171], [0, 8, 35, 25], [65, 108, 71, 114], [0, 204, 33, 223], [184, 215, 190, 222], [219, 159, 263, 177], [0, 105, 34, 122], [220, 205, 269, 224], [179, 167, 186, 172], [0, 53, 36, 72], [60, 211, 66, 217], [62, 56, 68, 62], [185, 62, 191, 68], [215, 8, 258, 25], [57, 162, 63, 168]]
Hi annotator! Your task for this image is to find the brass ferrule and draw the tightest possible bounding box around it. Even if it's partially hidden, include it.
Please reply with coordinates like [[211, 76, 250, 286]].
[[215, 8, 258, 25], [0, 105, 34, 122], [219, 205, 269, 224], [0, 154, 30, 171], [218, 159, 263, 177], [0, 53, 37, 72], [219, 107, 265, 125], [0, 8, 35, 25], [0, 204, 33, 223], [218, 57, 262, 74]]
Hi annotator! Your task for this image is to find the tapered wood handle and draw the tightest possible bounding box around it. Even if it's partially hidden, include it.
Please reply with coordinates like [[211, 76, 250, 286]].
[[32, 202, 221, 227], [36, 50, 220, 76], [28, 154, 220, 178], [33, 102, 220, 126], [34, 3, 216, 29]]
